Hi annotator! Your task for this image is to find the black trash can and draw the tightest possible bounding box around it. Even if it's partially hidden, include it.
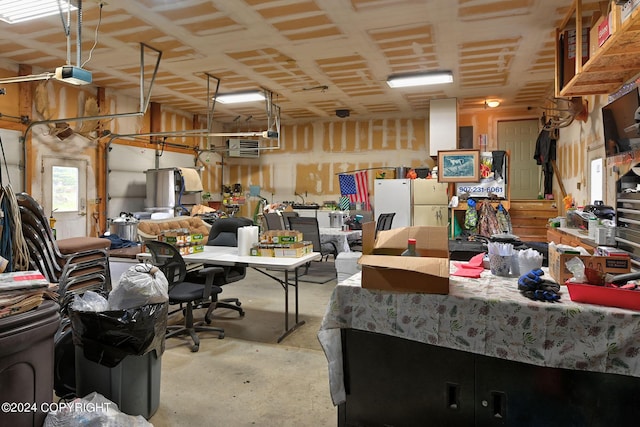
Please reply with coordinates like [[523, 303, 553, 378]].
[[0, 301, 60, 427], [69, 302, 167, 419]]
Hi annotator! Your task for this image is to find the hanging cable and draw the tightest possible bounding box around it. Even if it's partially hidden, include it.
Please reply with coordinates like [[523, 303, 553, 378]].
[[81, 1, 103, 68]]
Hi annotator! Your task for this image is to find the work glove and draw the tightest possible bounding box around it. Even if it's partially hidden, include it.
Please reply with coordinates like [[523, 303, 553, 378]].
[[517, 269, 561, 302], [517, 269, 544, 291]]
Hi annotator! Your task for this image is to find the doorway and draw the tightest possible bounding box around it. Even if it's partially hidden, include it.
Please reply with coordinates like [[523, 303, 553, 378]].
[[498, 120, 540, 199], [41, 156, 88, 239]]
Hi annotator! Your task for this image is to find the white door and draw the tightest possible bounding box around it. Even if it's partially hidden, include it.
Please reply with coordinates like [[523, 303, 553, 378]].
[[498, 120, 540, 199], [42, 156, 88, 239]]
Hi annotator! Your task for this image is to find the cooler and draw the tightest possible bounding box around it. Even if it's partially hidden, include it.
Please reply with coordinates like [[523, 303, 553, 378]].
[[0, 301, 60, 427]]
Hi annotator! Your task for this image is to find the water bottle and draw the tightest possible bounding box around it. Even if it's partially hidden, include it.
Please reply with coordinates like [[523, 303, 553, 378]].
[[401, 238, 417, 256]]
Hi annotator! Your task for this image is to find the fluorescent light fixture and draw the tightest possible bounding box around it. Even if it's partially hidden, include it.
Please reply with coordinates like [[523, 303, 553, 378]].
[[0, 0, 77, 24], [214, 91, 265, 104], [486, 100, 500, 108], [386, 71, 453, 88]]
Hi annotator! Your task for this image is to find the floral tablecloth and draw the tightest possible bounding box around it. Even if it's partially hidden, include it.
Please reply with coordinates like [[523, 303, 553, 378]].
[[319, 227, 361, 253], [318, 269, 640, 405]]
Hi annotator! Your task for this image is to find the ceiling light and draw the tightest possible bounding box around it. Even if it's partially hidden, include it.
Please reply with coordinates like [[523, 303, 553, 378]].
[[0, 0, 77, 24], [486, 100, 500, 108], [214, 91, 265, 104], [386, 71, 453, 88]]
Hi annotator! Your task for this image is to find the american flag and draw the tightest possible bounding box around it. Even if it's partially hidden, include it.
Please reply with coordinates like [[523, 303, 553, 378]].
[[338, 171, 370, 210]]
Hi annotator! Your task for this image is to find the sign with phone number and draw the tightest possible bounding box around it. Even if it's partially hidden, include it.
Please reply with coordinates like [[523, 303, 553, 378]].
[[456, 181, 506, 198]]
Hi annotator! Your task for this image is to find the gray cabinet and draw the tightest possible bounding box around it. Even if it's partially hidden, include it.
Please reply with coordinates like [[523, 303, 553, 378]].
[[339, 329, 640, 427]]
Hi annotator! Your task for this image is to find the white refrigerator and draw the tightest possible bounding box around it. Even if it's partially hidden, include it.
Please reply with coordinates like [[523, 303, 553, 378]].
[[374, 179, 449, 228]]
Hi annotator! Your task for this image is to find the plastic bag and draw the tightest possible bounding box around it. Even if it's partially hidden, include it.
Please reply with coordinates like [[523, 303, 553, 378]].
[[69, 302, 167, 367], [108, 263, 168, 310], [566, 256, 587, 283], [70, 290, 109, 312], [43, 392, 152, 427]]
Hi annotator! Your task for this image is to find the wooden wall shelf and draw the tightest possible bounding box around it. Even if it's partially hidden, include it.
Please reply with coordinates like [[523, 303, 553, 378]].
[[557, 1, 640, 97]]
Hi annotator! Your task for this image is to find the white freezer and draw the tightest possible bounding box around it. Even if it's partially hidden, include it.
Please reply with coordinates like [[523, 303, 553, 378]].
[[373, 179, 412, 228]]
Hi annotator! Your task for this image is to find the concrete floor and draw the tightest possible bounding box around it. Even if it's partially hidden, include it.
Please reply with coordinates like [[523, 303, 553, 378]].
[[148, 262, 338, 427]]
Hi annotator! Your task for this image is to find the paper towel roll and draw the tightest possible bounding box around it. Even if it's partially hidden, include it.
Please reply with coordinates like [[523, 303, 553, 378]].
[[237, 226, 259, 256]]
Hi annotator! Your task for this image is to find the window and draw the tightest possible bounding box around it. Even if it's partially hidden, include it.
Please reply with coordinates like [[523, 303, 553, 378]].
[[52, 166, 79, 212], [590, 158, 603, 203]]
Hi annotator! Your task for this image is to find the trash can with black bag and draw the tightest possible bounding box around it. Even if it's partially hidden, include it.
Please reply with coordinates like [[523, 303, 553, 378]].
[[69, 264, 169, 419], [0, 301, 60, 427]]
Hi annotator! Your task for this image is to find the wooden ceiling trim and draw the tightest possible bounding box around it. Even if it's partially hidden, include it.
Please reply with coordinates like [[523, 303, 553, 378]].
[[351, 0, 416, 11], [385, 47, 435, 57], [388, 57, 438, 67], [156, 3, 221, 20], [368, 24, 431, 42], [181, 17, 240, 35], [112, 29, 165, 44], [253, 1, 322, 19], [284, 27, 343, 41], [272, 15, 333, 31], [377, 37, 433, 50], [458, 0, 533, 19]]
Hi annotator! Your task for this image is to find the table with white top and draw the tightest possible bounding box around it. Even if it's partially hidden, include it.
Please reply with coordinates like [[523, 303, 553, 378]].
[[319, 227, 362, 253], [183, 246, 321, 342]]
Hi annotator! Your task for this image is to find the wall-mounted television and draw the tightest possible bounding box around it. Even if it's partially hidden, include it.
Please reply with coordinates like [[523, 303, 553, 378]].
[[603, 86, 640, 157]]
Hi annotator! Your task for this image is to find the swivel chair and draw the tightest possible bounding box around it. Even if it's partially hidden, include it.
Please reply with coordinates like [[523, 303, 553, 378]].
[[145, 240, 225, 352], [203, 216, 254, 320]]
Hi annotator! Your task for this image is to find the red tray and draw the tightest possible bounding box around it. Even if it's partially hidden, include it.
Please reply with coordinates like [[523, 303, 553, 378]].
[[566, 282, 640, 311]]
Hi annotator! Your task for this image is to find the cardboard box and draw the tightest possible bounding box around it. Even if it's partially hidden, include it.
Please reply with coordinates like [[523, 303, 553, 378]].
[[261, 230, 303, 244], [251, 242, 312, 257], [548, 245, 630, 284], [358, 222, 449, 294], [274, 243, 313, 258]]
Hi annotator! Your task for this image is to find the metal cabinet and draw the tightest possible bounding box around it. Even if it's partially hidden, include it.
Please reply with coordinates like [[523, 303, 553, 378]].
[[339, 328, 640, 427]]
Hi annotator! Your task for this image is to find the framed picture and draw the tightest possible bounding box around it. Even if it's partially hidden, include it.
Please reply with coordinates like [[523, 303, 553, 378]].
[[437, 149, 481, 183]]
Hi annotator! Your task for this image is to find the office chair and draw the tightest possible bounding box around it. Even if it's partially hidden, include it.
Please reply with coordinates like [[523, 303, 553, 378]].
[[376, 213, 396, 235], [203, 216, 254, 320], [288, 216, 337, 262], [145, 240, 225, 352], [263, 212, 284, 230], [280, 211, 299, 230]]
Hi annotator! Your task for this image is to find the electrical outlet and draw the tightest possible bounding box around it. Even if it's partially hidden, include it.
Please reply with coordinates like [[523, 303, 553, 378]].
[[577, 182, 581, 190]]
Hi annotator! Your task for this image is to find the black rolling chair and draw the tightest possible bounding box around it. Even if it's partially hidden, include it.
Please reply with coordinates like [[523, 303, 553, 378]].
[[376, 212, 396, 235], [203, 217, 254, 320], [145, 240, 225, 352], [281, 211, 299, 230]]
